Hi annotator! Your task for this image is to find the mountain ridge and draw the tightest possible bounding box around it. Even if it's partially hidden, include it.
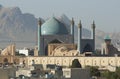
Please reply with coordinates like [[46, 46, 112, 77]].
[[0, 5, 120, 49]]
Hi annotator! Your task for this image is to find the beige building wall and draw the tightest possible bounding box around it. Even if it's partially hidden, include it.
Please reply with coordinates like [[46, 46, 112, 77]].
[[1, 44, 15, 56], [101, 43, 108, 55], [0, 55, 119, 69], [25, 56, 120, 68], [0, 56, 14, 63]]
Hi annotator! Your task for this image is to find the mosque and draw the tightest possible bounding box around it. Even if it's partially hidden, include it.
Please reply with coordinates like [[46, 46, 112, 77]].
[[1, 16, 120, 70], [37, 17, 95, 56]]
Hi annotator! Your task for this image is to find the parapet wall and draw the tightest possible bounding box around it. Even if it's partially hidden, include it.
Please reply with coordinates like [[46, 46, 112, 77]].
[[26, 56, 120, 68]]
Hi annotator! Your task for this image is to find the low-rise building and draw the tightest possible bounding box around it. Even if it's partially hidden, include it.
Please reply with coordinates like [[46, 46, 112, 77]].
[[19, 48, 29, 56]]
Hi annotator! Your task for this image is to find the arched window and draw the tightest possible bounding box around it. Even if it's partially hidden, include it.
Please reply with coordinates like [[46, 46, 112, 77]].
[[3, 58, 8, 63]]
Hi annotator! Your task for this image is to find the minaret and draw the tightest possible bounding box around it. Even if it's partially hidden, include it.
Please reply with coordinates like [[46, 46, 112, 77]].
[[71, 18, 74, 43], [77, 20, 82, 54], [38, 18, 42, 55], [101, 35, 111, 55], [91, 21, 96, 52]]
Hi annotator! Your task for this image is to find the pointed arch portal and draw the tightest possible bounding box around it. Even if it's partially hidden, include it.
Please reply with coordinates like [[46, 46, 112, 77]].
[[83, 44, 92, 53], [45, 39, 62, 55], [3, 58, 8, 63]]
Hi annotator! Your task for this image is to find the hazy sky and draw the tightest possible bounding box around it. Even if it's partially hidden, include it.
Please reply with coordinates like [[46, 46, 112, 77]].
[[0, 0, 120, 32]]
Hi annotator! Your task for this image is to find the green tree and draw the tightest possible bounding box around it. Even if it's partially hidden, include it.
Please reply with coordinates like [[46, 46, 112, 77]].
[[86, 66, 100, 77], [116, 67, 120, 78], [102, 71, 119, 79], [71, 59, 82, 68]]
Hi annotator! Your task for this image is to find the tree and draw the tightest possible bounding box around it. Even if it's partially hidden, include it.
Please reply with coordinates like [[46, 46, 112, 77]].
[[86, 66, 100, 77], [71, 59, 82, 68], [101, 71, 119, 79], [116, 67, 120, 78], [101, 67, 120, 79]]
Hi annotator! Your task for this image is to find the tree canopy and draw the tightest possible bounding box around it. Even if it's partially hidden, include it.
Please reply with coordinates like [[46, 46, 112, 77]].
[[85, 66, 100, 77]]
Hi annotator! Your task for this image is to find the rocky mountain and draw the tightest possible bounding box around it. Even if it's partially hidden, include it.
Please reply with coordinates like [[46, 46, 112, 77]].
[[0, 5, 120, 49], [0, 5, 38, 48], [58, 14, 91, 38], [0, 5, 91, 48]]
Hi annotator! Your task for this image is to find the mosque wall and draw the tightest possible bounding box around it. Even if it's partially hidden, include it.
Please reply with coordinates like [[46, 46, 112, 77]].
[[0, 56, 26, 64], [40, 35, 73, 55], [0, 56, 14, 63], [48, 44, 77, 56], [26, 56, 120, 68]]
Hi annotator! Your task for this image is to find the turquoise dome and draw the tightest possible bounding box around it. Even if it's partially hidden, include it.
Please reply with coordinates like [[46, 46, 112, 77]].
[[104, 35, 111, 40], [41, 17, 68, 35]]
